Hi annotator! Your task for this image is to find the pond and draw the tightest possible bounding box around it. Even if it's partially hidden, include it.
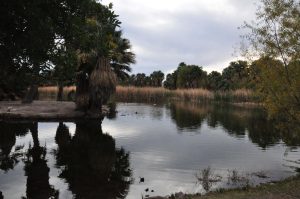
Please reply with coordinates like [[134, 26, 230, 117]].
[[0, 102, 299, 199]]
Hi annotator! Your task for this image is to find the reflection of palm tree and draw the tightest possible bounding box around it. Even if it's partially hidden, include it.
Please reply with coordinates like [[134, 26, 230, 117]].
[[207, 104, 247, 137], [24, 122, 58, 199], [168, 103, 294, 148], [0, 125, 16, 171], [169, 103, 207, 131], [54, 121, 132, 199]]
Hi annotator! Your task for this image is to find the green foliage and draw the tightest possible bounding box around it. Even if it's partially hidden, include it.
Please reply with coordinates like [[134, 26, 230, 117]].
[[243, 0, 300, 122], [176, 63, 207, 88], [110, 31, 136, 81], [0, 0, 135, 105], [121, 71, 165, 87], [221, 61, 250, 90], [150, 70, 165, 87], [162, 61, 251, 91], [164, 72, 178, 90], [207, 71, 222, 91]]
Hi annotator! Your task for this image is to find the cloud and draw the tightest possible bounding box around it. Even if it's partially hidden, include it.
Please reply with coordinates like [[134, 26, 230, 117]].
[[103, 0, 258, 74]]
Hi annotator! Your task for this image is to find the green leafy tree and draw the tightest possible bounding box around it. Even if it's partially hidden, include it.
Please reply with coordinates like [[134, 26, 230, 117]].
[[221, 61, 249, 90], [50, 45, 77, 101], [150, 71, 165, 87], [0, 0, 96, 102], [207, 71, 223, 90], [164, 71, 177, 90], [243, 0, 300, 122], [176, 63, 207, 88], [134, 73, 147, 87]]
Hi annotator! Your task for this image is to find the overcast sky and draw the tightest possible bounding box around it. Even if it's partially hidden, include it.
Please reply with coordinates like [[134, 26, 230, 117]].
[[102, 0, 258, 75]]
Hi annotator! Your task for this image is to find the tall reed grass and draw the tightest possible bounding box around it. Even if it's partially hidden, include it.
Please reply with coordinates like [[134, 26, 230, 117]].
[[38, 86, 75, 101], [115, 86, 256, 103], [38, 85, 257, 103]]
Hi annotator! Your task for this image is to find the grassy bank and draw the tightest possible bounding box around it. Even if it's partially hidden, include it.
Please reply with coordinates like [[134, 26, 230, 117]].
[[191, 175, 300, 199], [149, 176, 300, 199], [38, 86, 258, 103]]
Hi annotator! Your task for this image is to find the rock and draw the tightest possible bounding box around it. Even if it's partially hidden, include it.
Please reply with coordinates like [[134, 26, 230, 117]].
[[139, 177, 145, 183]]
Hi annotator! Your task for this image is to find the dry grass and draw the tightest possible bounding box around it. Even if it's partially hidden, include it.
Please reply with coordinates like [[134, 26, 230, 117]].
[[115, 86, 171, 103], [38, 86, 257, 103], [115, 86, 214, 103], [215, 89, 257, 102], [115, 86, 255, 103], [38, 86, 75, 101]]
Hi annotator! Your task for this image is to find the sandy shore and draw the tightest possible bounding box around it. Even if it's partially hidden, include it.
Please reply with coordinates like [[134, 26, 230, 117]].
[[0, 101, 108, 121]]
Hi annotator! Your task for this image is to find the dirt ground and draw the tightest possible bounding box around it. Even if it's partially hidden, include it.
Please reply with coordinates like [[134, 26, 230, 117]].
[[0, 101, 108, 121], [149, 176, 300, 199]]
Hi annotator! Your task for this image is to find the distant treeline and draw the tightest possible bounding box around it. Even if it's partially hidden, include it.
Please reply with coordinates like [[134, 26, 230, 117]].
[[120, 61, 255, 91]]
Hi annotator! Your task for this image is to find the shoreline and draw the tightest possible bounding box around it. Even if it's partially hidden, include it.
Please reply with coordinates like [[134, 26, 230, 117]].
[[148, 175, 300, 199]]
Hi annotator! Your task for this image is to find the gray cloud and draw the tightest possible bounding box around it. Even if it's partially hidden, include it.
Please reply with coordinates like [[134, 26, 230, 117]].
[[103, 0, 258, 74]]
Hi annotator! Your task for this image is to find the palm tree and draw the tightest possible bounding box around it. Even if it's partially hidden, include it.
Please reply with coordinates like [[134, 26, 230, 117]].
[[76, 8, 135, 112], [110, 31, 136, 81]]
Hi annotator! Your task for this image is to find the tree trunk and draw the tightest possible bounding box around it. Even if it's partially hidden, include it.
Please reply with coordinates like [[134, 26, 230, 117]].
[[30, 122, 39, 147], [75, 71, 89, 111], [22, 85, 39, 104], [57, 83, 63, 101]]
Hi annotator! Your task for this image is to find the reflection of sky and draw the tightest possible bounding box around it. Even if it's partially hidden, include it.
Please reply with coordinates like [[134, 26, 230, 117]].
[[0, 123, 74, 199], [0, 103, 299, 199], [102, 103, 300, 198]]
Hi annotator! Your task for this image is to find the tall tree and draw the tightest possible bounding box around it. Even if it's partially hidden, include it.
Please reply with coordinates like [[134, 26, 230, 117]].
[[110, 31, 136, 82], [164, 71, 177, 90], [176, 63, 207, 88], [150, 71, 164, 87], [0, 0, 95, 102], [221, 61, 249, 90], [243, 0, 300, 122], [75, 3, 135, 112], [207, 71, 222, 90]]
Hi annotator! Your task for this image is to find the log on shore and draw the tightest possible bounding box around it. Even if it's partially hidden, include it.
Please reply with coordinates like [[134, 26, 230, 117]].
[[0, 101, 109, 121]]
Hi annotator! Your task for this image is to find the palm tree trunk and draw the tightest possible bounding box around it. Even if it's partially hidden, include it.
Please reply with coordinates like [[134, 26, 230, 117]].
[[75, 70, 89, 111], [22, 85, 39, 104], [57, 83, 63, 101]]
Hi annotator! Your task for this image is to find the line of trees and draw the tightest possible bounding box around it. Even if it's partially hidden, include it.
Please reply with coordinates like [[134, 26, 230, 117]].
[[120, 61, 253, 91], [164, 60, 255, 90], [120, 70, 165, 87]]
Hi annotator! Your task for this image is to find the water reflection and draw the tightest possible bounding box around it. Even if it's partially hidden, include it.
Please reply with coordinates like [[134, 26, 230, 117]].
[[0, 102, 299, 198], [24, 122, 58, 199], [169, 102, 300, 148], [54, 121, 132, 199], [0, 121, 132, 199], [169, 103, 207, 131], [0, 122, 30, 171], [107, 102, 117, 119]]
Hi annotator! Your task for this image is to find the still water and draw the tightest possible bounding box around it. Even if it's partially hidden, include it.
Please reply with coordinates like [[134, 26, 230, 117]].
[[0, 102, 299, 199]]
